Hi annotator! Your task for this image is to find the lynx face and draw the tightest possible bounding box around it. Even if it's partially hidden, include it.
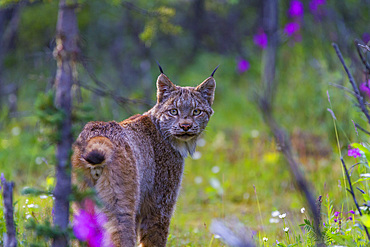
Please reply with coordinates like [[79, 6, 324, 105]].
[[147, 73, 215, 157]]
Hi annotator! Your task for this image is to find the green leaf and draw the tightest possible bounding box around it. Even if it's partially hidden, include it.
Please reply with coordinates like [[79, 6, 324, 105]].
[[351, 143, 370, 161], [360, 214, 370, 227]]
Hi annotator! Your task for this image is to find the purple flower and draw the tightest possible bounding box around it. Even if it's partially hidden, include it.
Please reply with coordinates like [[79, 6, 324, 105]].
[[309, 0, 326, 12], [288, 0, 304, 17], [334, 218, 337, 222], [348, 148, 361, 158], [334, 211, 340, 217], [73, 199, 113, 247], [349, 210, 355, 214], [0, 173, 5, 184], [284, 22, 301, 36], [237, 59, 250, 73], [363, 33, 370, 44], [253, 30, 268, 49], [348, 216, 353, 221], [360, 81, 370, 98]]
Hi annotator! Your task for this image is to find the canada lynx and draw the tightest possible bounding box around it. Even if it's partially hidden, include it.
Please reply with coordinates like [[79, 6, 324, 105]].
[[72, 66, 217, 246]]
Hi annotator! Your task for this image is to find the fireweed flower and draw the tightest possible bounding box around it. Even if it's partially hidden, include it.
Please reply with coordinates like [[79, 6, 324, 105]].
[[363, 33, 370, 44], [73, 199, 113, 247], [348, 148, 361, 158], [360, 81, 370, 98], [237, 59, 250, 73], [284, 22, 301, 36], [253, 30, 268, 49], [1, 173, 5, 184], [309, 0, 326, 13], [288, 0, 304, 18]]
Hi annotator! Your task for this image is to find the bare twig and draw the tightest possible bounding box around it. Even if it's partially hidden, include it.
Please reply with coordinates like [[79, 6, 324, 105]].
[[340, 158, 370, 241], [354, 123, 370, 136], [2, 177, 17, 247], [355, 40, 370, 73], [210, 219, 255, 247], [328, 82, 356, 97], [332, 43, 370, 124], [79, 57, 153, 109]]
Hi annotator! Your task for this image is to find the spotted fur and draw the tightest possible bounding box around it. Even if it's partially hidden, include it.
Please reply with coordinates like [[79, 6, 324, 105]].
[[72, 72, 216, 246]]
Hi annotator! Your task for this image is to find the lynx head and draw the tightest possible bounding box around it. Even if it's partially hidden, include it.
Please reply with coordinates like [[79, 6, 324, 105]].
[[147, 67, 217, 158]]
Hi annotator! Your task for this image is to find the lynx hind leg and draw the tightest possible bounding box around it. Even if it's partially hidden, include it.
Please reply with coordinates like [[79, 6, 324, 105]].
[[138, 210, 172, 247], [93, 141, 140, 247]]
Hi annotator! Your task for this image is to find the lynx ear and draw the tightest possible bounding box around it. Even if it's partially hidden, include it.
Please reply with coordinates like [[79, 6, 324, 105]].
[[156, 73, 176, 103], [195, 77, 216, 105]]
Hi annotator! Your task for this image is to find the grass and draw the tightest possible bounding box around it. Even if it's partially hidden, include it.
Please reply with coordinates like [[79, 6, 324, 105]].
[[0, 49, 369, 246]]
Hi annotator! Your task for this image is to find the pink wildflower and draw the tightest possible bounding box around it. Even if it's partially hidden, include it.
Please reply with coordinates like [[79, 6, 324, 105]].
[[253, 30, 268, 49], [348, 148, 361, 158], [309, 0, 326, 12], [73, 199, 113, 247], [237, 59, 250, 73], [284, 22, 301, 36], [360, 81, 370, 99], [288, 0, 304, 18]]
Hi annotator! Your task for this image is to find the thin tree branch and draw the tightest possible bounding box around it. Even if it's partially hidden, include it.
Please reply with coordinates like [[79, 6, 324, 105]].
[[328, 82, 356, 97], [340, 157, 370, 241], [354, 123, 370, 136], [2, 177, 17, 247], [332, 43, 370, 124], [355, 40, 370, 73]]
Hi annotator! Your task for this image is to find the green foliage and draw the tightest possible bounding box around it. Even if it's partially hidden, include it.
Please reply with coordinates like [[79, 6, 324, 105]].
[[139, 6, 182, 46], [35, 91, 65, 143]]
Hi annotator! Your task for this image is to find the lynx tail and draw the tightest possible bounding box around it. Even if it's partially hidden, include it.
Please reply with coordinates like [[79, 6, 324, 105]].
[[83, 136, 114, 165]]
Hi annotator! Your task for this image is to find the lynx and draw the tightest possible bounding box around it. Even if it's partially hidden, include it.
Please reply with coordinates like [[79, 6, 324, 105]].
[[72, 66, 217, 246]]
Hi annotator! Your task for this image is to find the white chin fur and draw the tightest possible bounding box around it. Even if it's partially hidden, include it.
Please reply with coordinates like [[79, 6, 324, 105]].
[[170, 137, 197, 158]]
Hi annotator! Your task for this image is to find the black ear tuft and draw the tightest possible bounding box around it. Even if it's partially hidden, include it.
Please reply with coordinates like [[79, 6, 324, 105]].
[[156, 60, 164, 74], [211, 65, 220, 77]]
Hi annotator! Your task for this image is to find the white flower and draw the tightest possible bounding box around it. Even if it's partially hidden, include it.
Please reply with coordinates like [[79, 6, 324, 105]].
[[301, 207, 305, 214], [279, 213, 286, 219], [192, 151, 202, 160], [283, 227, 289, 232], [271, 210, 280, 217], [212, 166, 220, 173], [194, 176, 203, 184], [263, 237, 268, 242], [214, 234, 221, 239], [39, 195, 48, 199], [269, 218, 279, 223]]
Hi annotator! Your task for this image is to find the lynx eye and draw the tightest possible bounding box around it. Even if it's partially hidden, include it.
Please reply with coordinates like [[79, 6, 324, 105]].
[[169, 109, 178, 116], [193, 109, 202, 116]]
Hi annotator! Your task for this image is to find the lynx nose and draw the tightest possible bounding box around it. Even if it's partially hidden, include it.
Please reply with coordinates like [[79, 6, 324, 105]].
[[179, 122, 192, 131]]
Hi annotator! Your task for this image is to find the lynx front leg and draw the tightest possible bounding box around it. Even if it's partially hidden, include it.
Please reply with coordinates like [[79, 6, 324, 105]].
[[138, 213, 171, 247]]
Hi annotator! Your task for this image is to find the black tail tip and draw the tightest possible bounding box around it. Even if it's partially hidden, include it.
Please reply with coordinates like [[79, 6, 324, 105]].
[[211, 65, 220, 77], [83, 150, 105, 165], [156, 60, 164, 74]]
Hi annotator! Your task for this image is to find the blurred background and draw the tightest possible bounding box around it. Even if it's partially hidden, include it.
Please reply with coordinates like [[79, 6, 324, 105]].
[[0, 0, 370, 245]]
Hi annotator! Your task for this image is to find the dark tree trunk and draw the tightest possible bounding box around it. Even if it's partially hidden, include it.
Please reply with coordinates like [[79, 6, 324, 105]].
[[0, 3, 21, 113], [52, 0, 79, 246], [2, 179, 17, 247]]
